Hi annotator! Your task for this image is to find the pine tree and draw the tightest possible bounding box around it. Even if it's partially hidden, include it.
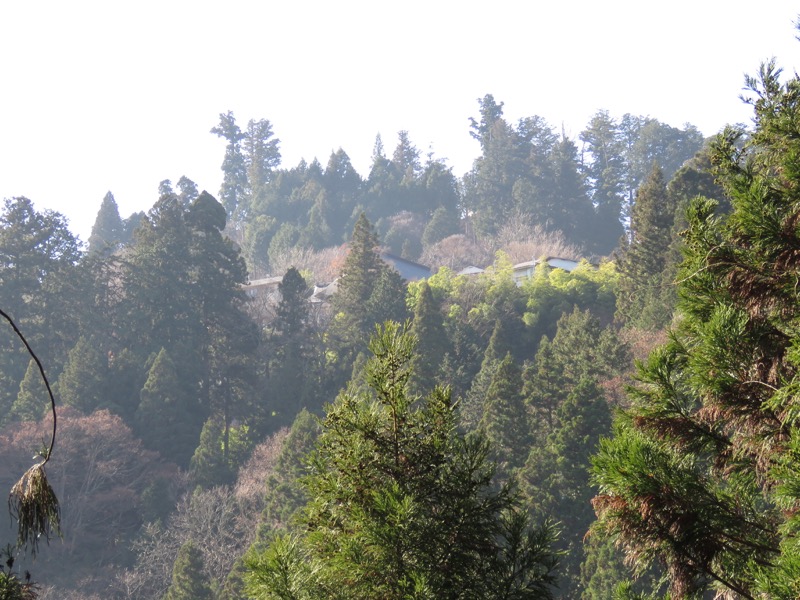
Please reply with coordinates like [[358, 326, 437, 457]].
[[591, 55, 800, 599], [409, 282, 449, 393], [479, 353, 529, 476], [245, 322, 559, 600], [329, 213, 393, 370], [136, 348, 200, 467], [616, 163, 677, 327], [9, 358, 47, 423], [521, 379, 612, 598], [56, 335, 108, 415], [87, 191, 124, 255], [164, 541, 215, 600]]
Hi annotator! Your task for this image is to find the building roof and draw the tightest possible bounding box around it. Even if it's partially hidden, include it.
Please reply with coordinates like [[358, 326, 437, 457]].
[[457, 266, 485, 276], [380, 252, 432, 281]]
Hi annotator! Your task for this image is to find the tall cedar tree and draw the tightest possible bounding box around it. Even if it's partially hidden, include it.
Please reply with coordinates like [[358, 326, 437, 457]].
[[245, 322, 559, 600], [521, 379, 612, 598], [580, 111, 626, 254], [56, 335, 108, 415], [164, 541, 215, 600], [211, 111, 248, 220], [409, 281, 449, 394], [87, 191, 125, 255], [329, 213, 395, 371], [268, 267, 315, 426], [479, 352, 529, 477], [616, 164, 676, 327], [136, 348, 200, 467], [591, 54, 800, 599]]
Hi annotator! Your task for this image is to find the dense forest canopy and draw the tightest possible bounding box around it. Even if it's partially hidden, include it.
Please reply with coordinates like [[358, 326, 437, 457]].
[[3, 28, 800, 597]]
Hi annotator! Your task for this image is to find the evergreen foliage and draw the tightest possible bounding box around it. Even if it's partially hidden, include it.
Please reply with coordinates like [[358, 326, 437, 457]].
[[9, 359, 47, 423], [136, 348, 200, 467], [521, 379, 612, 598], [164, 541, 215, 600], [56, 335, 108, 415], [616, 164, 677, 328], [189, 417, 235, 489], [245, 322, 559, 599], [591, 54, 800, 599], [87, 191, 125, 255], [409, 281, 449, 394], [479, 352, 529, 476], [266, 267, 317, 427]]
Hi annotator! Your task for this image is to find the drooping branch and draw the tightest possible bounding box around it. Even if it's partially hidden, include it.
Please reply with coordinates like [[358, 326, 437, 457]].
[[1, 308, 61, 554], [0, 309, 56, 463]]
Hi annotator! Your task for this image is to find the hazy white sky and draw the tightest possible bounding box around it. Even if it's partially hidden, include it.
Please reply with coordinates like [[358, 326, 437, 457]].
[[1, 1, 797, 240]]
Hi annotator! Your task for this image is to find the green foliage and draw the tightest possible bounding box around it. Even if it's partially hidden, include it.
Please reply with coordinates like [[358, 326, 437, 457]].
[[212, 111, 248, 220], [87, 191, 125, 255], [590, 54, 800, 599], [0, 197, 81, 416], [190, 417, 235, 489], [265, 268, 318, 428], [164, 541, 215, 600], [56, 336, 108, 415], [521, 379, 612, 597], [616, 164, 678, 328], [409, 282, 449, 394], [246, 322, 559, 599], [136, 348, 201, 467], [9, 360, 47, 423], [0, 547, 37, 600], [259, 409, 321, 533], [479, 353, 529, 476], [328, 214, 408, 382], [521, 261, 619, 342]]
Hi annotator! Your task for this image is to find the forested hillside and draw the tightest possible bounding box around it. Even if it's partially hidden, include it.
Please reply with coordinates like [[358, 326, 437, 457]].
[[1, 55, 783, 598]]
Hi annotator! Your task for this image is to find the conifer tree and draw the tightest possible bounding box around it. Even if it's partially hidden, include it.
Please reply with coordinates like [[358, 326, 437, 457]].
[[211, 111, 248, 220], [421, 205, 460, 248], [329, 213, 396, 373], [409, 281, 449, 393], [591, 54, 800, 599], [245, 322, 559, 600], [87, 191, 125, 255], [461, 318, 514, 430], [479, 352, 529, 476], [136, 348, 200, 467], [523, 336, 561, 437], [267, 267, 316, 427], [164, 541, 215, 600], [9, 358, 47, 423], [56, 335, 108, 415], [189, 417, 234, 489], [365, 267, 408, 325], [522, 379, 612, 598], [580, 110, 626, 254], [259, 408, 321, 534], [176, 175, 199, 206], [616, 163, 676, 327]]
